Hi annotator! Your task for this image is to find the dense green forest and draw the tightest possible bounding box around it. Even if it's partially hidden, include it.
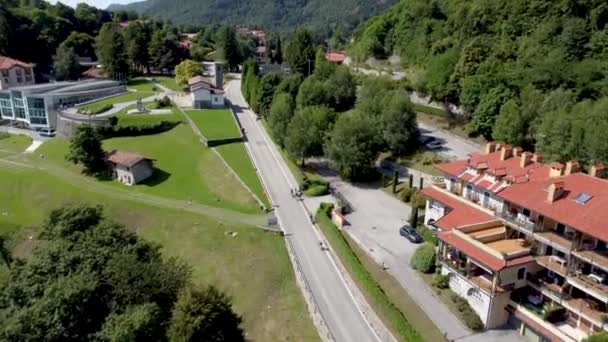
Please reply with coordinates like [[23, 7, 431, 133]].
[[109, 0, 397, 37], [0, 0, 255, 82], [350, 0, 608, 167]]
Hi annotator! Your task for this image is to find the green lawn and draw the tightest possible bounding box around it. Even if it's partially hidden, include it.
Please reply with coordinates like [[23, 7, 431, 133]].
[[216, 143, 271, 208], [35, 125, 262, 214], [187, 109, 241, 140], [114, 104, 182, 128], [127, 78, 159, 93], [154, 76, 182, 92], [316, 207, 444, 342], [0, 133, 32, 153], [0, 167, 319, 341], [78, 91, 154, 114]]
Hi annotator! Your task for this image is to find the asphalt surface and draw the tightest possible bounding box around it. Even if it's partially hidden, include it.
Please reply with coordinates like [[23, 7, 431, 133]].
[[418, 120, 481, 160], [225, 77, 382, 342]]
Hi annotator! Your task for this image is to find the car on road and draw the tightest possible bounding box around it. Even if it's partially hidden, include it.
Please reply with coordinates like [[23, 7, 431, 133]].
[[399, 226, 423, 243], [38, 128, 56, 137], [418, 135, 443, 150]]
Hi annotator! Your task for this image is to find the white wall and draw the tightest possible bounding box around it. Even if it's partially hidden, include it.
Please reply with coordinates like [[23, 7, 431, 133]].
[[424, 199, 446, 227], [114, 165, 135, 186], [0, 66, 35, 90], [192, 88, 211, 101], [211, 94, 224, 106], [113, 162, 153, 185], [442, 266, 492, 324]]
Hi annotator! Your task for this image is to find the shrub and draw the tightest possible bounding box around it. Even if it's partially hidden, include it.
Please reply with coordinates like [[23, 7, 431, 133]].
[[450, 293, 468, 312], [585, 332, 608, 342], [432, 273, 449, 289], [401, 187, 416, 202], [411, 191, 426, 209], [97, 121, 181, 138], [411, 243, 436, 273], [151, 86, 157, 91], [462, 309, 484, 331], [154, 95, 172, 108], [416, 225, 438, 245], [78, 104, 113, 115], [319, 202, 334, 216], [305, 183, 329, 197], [543, 303, 566, 323]]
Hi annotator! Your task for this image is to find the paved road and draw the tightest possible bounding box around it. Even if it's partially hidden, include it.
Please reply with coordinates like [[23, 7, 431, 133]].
[[418, 121, 481, 160], [225, 77, 383, 342]]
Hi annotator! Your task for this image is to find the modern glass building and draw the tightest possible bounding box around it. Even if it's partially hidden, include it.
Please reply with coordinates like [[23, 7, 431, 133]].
[[0, 80, 126, 129]]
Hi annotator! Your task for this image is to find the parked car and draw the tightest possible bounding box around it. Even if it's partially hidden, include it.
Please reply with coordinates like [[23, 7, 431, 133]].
[[399, 226, 423, 243], [38, 128, 56, 137], [418, 135, 443, 150]]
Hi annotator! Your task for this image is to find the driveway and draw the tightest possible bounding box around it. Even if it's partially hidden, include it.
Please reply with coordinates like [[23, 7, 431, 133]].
[[306, 160, 523, 342], [418, 121, 481, 160]]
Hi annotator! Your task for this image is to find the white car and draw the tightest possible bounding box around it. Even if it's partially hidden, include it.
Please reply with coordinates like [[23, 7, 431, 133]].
[[38, 128, 56, 137]]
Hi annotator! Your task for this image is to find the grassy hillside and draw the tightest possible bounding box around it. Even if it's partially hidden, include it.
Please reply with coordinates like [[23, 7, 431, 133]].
[[109, 0, 398, 35], [349, 0, 608, 166]]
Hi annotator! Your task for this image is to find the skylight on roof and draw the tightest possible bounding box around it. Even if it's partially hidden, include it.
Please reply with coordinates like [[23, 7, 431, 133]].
[[574, 192, 592, 204]]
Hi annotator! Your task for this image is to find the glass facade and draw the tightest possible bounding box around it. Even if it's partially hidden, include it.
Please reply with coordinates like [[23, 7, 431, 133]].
[[0, 93, 12, 118], [11, 92, 27, 119], [27, 97, 47, 125]]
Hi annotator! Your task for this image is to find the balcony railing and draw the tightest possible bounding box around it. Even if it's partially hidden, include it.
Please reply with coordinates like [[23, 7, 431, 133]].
[[499, 211, 537, 233], [573, 249, 608, 273], [537, 231, 574, 253], [536, 255, 569, 277], [567, 274, 608, 303]]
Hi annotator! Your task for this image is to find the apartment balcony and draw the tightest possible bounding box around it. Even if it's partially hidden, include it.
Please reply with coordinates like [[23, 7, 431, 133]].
[[508, 300, 579, 342], [536, 231, 574, 253], [573, 249, 608, 273], [440, 261, 505, 295], [499, 211, 537, 234], [536, 255, 569, 277], [527, 273, 567, 302], [563, 297, 608, 327], [567, 274, 608, 303]]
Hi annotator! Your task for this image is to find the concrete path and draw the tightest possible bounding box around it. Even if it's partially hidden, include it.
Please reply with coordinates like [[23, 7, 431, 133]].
[[225, 76, 390, 342], [0, 126, 48, 153], [24, 140, 43, 153]]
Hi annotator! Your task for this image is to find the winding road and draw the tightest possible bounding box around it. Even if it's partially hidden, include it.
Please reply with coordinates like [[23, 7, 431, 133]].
[[225, 76, 385, 342]]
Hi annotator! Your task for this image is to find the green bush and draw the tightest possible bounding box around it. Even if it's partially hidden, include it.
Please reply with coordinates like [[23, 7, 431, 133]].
[[78, 104, 113, 115], [585, 332, 608, 342], [401, 187, 417, 202], [411, 191, 426, 209], [416, 225, 438, 245], [319, 202, 334, 216], [432, 273, 449, 289], [543, 304, 566, 323], [154, 96, 172, 108], [448, 292, 484, 331], [304, 183, 329, 196], [462, 309, 484, 331], [411, 243, 436, 273]]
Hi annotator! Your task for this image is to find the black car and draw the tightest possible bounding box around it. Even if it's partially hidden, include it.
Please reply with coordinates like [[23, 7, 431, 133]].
[[399, 226, 423, 243]]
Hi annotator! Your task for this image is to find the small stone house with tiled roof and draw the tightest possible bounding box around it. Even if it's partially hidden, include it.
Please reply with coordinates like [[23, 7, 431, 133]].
[[107, 150, 154, 185], [189, 62, 225, 109], [0, 56, 35, 89]]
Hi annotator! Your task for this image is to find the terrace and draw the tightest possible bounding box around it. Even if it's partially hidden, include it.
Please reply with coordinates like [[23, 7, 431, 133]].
[[536, 255, 569, 277], [537, 230, 574, 253], [568, 274, 608, 303], [499, 210, 537, 234], [574, 249, 608, 273]]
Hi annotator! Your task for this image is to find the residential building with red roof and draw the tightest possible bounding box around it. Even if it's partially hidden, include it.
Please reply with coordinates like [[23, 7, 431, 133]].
[[188, 63, 225, 109], [325, 51, 346, 64], [0, 56, 35, 90], [421, 141, 608, 341], [107, 150, 154, 186]]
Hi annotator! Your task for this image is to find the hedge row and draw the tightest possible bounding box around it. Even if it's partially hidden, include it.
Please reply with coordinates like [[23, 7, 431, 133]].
[[449, 293, 484, 331], [78, 104, 113, 115], [411, 243, 436, 273], [98, 121, 180, 139]]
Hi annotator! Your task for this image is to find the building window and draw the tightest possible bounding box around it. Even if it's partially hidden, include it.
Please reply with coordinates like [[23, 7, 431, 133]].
[[15, 68, 22, 76], [25, 76, 32, 82], [1, 70, 8, 77], [517, 267, 526, 280], [16, 77, 22, 83]]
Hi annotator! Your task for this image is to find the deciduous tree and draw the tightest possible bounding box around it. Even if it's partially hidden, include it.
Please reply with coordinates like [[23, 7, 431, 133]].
[[175, 59, 202, 88], [66, 125, 106, 175], [53, 44, 80, 81]]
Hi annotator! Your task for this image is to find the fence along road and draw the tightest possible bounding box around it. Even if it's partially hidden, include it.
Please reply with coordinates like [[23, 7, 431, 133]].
[[225, 76, 384, 342]]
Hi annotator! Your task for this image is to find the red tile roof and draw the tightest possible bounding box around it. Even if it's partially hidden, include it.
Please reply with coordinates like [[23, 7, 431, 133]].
[[325, 51, 346, 63], [467, 151, 551, 182], [439, 231, 535, 272], [499, 172, 608, 242], [420, 187, 495, 231], [107, 150, 152, 168], [0, 56, 33, 70], [436, 159, 468, 177]]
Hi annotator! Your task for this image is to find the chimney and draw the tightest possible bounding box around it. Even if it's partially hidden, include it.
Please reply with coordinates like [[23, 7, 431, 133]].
[[520, 152, 532, 168], [546, 181, 565, 203], [532, 152, 543, 163], [513, 147, 523, 157], [549, 162, 564, 178], [590, 163, 606, 178], [214, 62, 224, 90], [485, 141, 497, 154], [500, 145, 513, 161], [565, 160, 580, 176]]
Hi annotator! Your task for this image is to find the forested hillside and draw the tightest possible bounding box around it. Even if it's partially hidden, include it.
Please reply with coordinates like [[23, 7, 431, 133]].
[[350, 0, 608, 167], [109, 0, 397, 36]]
